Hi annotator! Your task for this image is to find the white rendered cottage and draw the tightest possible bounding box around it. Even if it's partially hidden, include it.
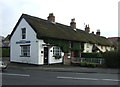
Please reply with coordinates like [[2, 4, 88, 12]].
[[10, 13, 114, 65]]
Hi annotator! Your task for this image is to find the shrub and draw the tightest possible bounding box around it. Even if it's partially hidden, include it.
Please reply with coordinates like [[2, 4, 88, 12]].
[[80, 62, 97, 68], [103, 51, 120, 68], [53, 55, 61, 59], [80, 62, 87, 67], [1, 47, 10, 57], [81, 53, 103, 58]]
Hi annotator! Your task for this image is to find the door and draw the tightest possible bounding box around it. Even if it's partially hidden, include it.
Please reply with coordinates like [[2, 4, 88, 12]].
[[44, 47, 48, 65]]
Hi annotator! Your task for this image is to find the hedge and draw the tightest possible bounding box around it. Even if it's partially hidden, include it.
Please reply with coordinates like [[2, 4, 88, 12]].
[[80, 62, 97, 68], [0, 47, 10, 57], [103, 51, 120, 68], [81, 53, 103, 58]]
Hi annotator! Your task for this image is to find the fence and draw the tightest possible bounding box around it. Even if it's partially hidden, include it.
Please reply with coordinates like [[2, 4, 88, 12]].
[[71, 57, 105, 64]]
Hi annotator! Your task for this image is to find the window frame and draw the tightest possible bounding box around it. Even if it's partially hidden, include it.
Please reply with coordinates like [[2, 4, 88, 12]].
[[21, 28, 26, 39], [20, 45, 30, 57], [53, 46, 61, 56]]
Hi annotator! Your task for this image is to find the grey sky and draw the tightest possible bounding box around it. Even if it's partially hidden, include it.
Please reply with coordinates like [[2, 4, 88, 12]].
[[0, 0, 119, 38]]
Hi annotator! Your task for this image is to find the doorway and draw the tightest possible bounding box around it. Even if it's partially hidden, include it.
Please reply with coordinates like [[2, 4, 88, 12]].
[[44, 47, 48, 65]]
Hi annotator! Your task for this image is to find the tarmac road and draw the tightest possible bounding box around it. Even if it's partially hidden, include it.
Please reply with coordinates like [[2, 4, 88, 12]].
[[2, 68, 119, 85]]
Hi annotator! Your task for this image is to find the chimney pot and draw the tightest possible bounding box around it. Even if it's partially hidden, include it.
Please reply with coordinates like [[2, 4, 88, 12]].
[[70, 18, 76, 29], [47, 13, 55, 22], [96, 29, 101, 36], [85, 24, 90, 33]]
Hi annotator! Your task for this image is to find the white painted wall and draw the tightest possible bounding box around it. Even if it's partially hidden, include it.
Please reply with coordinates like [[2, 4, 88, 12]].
[[38, 40, 44, 65], [10, 18, 39, 65], [11, 18, 63, 65], [37, 40, 63, 64], [48, 47, 63, 64]]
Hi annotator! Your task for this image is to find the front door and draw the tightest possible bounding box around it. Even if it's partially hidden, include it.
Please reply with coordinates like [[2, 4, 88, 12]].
[[44, 47, 48, 65]]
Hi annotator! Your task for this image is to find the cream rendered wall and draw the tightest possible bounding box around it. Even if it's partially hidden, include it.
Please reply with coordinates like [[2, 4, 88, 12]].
[[10, 18, 40, 65], [96, 45, 112, 52], [83, 43, 93, 53], [111, 47, 115, 51], [82, 43, 113, 53], [106, 46, 111, 51], [96, 45, 106, 52]]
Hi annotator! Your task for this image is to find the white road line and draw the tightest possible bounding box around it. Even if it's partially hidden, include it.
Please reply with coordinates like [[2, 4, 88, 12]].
[[57, 76, 120, 82], [0, 73, 30, 77]]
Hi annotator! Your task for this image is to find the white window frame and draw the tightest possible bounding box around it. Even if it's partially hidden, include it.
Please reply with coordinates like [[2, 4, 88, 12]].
[[53, 46, 61, 56], [21, 28, 26, 39], [20, 45, 30, 57]]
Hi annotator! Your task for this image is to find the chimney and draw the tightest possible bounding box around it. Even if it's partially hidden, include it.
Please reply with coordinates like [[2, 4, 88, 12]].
[[85, 24, 90, 33], [96, 29, 100, 36], [47, 13, 55, 22], [70, 18, 76, 29]]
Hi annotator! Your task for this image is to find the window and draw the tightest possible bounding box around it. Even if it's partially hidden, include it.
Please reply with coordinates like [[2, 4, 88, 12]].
[[86, 43, 89, 48], [53, 46, 61, 56], [21, 28, 26, 39], [20, 45, 30, 57]]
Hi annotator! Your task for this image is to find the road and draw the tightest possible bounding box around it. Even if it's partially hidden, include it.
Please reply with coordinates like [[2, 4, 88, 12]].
[[1, 68, 119, 85]]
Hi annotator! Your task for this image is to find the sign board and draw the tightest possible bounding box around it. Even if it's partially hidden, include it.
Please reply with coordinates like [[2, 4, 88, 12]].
[[16, 41, 31, 44]]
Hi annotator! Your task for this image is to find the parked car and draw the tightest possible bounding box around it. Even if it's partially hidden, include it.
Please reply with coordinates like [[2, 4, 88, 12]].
[[0, 61, 7, 71]]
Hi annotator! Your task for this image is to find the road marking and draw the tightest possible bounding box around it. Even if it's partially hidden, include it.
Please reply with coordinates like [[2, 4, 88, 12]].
[[57, 76, 120, 82], [1, 73, 30, 77]]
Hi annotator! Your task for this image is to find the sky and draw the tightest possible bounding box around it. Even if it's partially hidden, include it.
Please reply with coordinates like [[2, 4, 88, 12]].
[[0, 0, 119, 38]]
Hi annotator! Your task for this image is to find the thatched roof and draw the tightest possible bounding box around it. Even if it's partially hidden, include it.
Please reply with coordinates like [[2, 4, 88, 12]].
[[10, 14, 112, 46]]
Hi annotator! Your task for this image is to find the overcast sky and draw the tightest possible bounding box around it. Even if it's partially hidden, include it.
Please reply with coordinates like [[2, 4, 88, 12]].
[[0, 0, 119, 38]]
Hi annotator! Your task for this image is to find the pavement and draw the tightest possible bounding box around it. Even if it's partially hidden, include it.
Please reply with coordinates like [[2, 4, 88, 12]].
[[6, 62, 120, 74]]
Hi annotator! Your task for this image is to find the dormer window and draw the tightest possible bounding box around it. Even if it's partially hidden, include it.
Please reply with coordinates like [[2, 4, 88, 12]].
[[21, 28, 26, 39]]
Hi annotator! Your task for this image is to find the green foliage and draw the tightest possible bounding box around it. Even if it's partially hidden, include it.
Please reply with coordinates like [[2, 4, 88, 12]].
[[0, 47, 10, 57], [103, 51, 120, 68], [71, 42, 81, 51], [80, 62, 97, 68], [44, 39, 70, 53], [53, 55, 61, 59], [44, 39, 84, 53], [81, 53, 103, 58]]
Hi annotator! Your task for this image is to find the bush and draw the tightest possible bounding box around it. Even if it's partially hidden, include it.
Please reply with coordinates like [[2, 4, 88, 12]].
[[103, 51, 120, 68], [80, 62, 97, 68], [1, 47, 10, 57], [53, 55, 61, 59], [81, 53, 103, 58]]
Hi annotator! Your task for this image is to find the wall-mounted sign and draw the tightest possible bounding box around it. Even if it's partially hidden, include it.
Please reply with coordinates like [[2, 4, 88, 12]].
[[16, 41, 31, 44]]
